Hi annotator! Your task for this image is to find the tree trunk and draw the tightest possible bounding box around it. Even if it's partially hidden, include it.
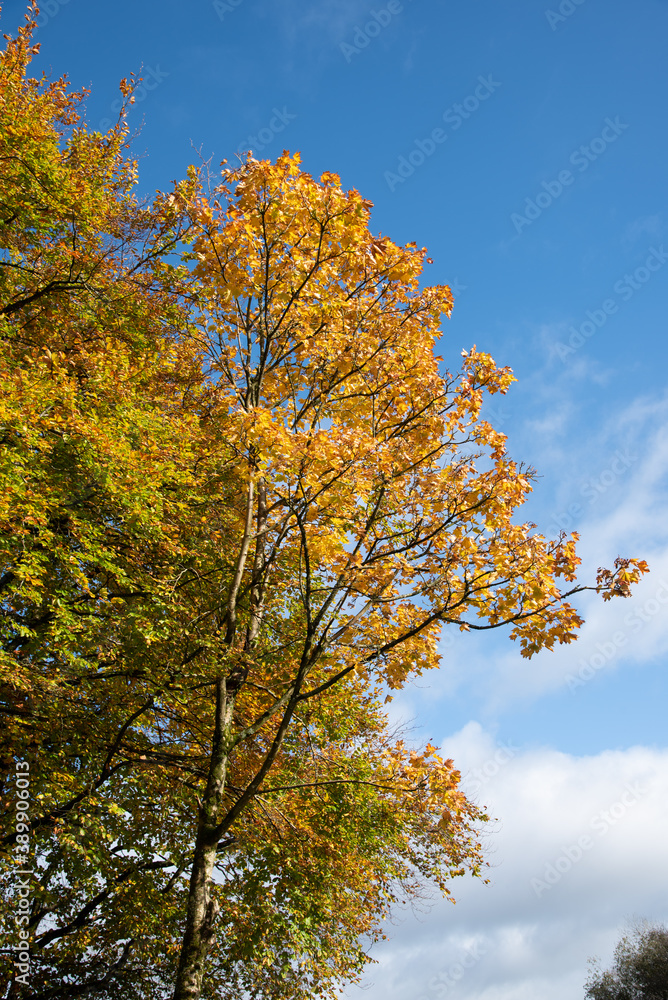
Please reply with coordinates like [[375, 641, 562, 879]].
[[172, 833, 220, 1000], [172, 680, 233, 1000], [174, 475, 265, 998]]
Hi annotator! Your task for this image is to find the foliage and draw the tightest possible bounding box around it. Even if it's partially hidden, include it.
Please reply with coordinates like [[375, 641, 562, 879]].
[[0, 8, 649, 1000], [585, 922, 668, 999]]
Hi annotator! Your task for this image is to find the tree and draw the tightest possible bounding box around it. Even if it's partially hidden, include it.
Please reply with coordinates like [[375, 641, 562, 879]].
[[585, 922, 668, 999], [0, 8, 207, 996], [0, 9, 649, 1000], [168, 149, 647, 999]]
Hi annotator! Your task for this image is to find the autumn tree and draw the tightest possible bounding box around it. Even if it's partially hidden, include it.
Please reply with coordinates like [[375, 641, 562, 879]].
[[166, 150, 647, 998], [0, 12, 485, 996], [0, 8, 208, 995], [0, 9, 649, 1000], [585, 922, 668, 999]]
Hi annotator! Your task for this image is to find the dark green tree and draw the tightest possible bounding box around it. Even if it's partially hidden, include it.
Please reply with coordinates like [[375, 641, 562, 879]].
[[585, 922, 668, 1000]]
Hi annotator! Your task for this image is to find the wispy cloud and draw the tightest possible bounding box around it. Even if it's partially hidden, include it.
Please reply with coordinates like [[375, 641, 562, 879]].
[[622, 214, 663, 248], [426, 390, 668, 713], [349, 728, 668, 1000]]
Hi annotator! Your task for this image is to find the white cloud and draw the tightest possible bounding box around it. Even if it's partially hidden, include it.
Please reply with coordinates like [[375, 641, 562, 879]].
[[424, 390, 668, 712], [622, 214, 663, 249], [351, 392, 668, 1000], [273, 0, 392, 50], [348, 726, 668, 1000]]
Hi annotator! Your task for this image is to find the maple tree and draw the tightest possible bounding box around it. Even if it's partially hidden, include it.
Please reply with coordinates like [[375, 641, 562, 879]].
[[0, 8, 649, 1000]]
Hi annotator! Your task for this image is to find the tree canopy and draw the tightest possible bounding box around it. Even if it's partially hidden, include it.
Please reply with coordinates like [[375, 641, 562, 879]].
[[585, 922, 668, 1000], [0, 9, 649, 1000]]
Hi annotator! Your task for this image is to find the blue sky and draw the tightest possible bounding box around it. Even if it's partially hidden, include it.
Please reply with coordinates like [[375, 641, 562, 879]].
[[11, 0, 668, 995]]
